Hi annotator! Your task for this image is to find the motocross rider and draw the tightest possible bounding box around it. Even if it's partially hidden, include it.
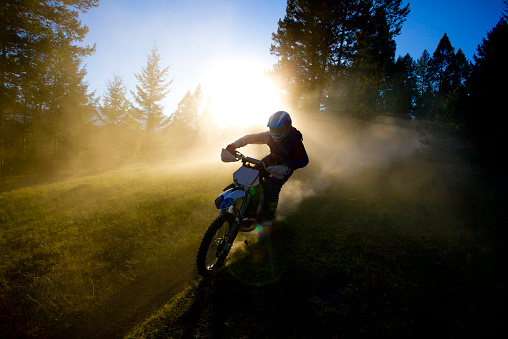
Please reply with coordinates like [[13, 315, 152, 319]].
[[226, 111, 309, 226]]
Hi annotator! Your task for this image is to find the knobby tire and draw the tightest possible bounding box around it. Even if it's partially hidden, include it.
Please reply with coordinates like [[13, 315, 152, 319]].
[[196, 212, 236, 277]]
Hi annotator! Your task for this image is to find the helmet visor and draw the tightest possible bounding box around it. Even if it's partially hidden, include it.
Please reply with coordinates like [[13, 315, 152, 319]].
[[269, 126, 287, 134]]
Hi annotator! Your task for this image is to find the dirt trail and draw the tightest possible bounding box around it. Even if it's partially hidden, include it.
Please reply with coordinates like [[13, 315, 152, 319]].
[[66, 258, 199, 339]]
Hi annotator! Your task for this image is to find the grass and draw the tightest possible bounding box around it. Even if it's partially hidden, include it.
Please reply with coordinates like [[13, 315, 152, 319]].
[[126, 157, 506, 338], [1, 152, 506, 338], [0, 162, 225, 337]]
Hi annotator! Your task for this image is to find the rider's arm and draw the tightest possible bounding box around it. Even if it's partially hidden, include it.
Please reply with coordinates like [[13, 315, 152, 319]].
[[230, 131, 271, 149]]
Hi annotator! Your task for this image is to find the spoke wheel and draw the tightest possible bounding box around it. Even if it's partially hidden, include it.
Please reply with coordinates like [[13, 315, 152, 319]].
[[196, 213, 236, 277]]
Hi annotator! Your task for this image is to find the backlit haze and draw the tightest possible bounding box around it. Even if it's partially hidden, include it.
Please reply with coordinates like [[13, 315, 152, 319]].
[[78, 0, 506, 129], [202, 58, 282, 128], [78, 0, 287, 130]]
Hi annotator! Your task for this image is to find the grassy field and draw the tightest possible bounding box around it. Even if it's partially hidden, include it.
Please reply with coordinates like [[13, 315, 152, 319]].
[[126, 154, 506, 338], [0, 162, 225, 337], [1, 149, 506, 338]]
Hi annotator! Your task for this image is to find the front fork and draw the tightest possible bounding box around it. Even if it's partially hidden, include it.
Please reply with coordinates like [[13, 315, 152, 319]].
[[225, 194, 252, 248]]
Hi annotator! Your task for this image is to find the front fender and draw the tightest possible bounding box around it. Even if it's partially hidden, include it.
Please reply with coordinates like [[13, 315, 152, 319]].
[[215, 188, 245, 210]]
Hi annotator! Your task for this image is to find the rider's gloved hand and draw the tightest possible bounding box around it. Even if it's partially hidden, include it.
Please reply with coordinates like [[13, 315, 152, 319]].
[[226, 144, 236, 154], [266, 165, 290, 179]]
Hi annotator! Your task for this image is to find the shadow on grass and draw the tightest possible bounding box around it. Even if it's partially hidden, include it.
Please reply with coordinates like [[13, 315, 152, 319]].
[[130, 223, 333, 338], [129, 159, 506, 338], [60, 247, 202, 339]]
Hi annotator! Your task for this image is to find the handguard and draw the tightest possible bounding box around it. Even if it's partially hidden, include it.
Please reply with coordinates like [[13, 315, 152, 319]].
[[221, 148, 238, 162], [266, 165, 289, 179]]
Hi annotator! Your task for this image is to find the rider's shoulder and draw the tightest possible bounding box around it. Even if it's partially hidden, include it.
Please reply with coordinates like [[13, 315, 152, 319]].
[[290, 127, 303, 141]]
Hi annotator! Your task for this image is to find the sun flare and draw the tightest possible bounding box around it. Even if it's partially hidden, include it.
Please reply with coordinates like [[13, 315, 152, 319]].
[[202, 58, 283, 129]]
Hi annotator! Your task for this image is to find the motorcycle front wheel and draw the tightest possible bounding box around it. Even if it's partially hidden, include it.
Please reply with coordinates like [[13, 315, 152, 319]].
[[196, 212, 236, 277]]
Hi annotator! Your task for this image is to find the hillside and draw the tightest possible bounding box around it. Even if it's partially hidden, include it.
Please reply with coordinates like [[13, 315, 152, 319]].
[[127, 152, 506, 338], [1, 140, 506, 338]]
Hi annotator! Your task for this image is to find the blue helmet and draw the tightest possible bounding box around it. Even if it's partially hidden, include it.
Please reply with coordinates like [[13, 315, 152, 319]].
[[267, 111, 291, 128], [267, 111, 292, 142]]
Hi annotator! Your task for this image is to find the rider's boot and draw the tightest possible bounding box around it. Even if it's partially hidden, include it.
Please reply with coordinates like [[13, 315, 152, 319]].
[[259, 201, 278, 227]]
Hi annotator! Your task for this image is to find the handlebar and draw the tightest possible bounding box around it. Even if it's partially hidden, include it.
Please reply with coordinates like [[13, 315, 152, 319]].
[[223, 148, 265, 170], [234, 151, 263, 166], [222, 148, 273, 179], [243, 155, 262, 166], [222, 148, 288, 180], [239, 153, 271, 181]]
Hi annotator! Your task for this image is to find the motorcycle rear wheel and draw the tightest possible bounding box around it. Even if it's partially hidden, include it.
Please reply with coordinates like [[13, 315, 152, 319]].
[[196, 212, 236, 277]]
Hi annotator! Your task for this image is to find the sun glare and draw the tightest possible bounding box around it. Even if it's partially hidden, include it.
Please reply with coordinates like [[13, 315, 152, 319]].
[[202, 58, 282, 129]]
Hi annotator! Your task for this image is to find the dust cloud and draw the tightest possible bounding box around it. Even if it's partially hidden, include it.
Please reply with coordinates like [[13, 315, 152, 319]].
[[139, 111, 423, 218], [277, 113, 422, 216]]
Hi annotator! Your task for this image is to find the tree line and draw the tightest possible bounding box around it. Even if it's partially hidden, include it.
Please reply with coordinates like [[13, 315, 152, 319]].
[[1, 0, 98, 176], [90, 45, 213, 169], [271, 0, 507, 166], [0, 0, 213, 176], [1, 0, 507, 177]]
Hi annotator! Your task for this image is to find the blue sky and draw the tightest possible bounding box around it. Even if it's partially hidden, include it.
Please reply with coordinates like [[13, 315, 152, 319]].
[[78, 0, 506, 117], [395, 0, 506, 60]]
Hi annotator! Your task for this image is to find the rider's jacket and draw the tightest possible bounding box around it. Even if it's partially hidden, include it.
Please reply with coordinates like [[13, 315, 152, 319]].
[[231, 127, 309, 171]]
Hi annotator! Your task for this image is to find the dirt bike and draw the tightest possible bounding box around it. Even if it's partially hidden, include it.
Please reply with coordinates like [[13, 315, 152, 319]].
[[196, 148, 269, 277]]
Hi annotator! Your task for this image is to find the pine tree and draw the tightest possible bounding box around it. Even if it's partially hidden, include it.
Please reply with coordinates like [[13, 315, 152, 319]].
[[389, 54, 417, 117], [452, 49, 471, 89], [415, 50, 433, 117], [0, 0, 98, 175], [270, 0, 409, 116], [349, 5, 398, 119], [99, 72, 132, 127], [131, 44, 172, 157], [270, 0, 354, 112], [166, 85, 203, 153], [429, 33, 456, 94], [132, 44, 172, 135], [466, 6, 508, 162], [41, 40, 96, 171], [94, 72, 137, 165], [424, 34, 472, 130]]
